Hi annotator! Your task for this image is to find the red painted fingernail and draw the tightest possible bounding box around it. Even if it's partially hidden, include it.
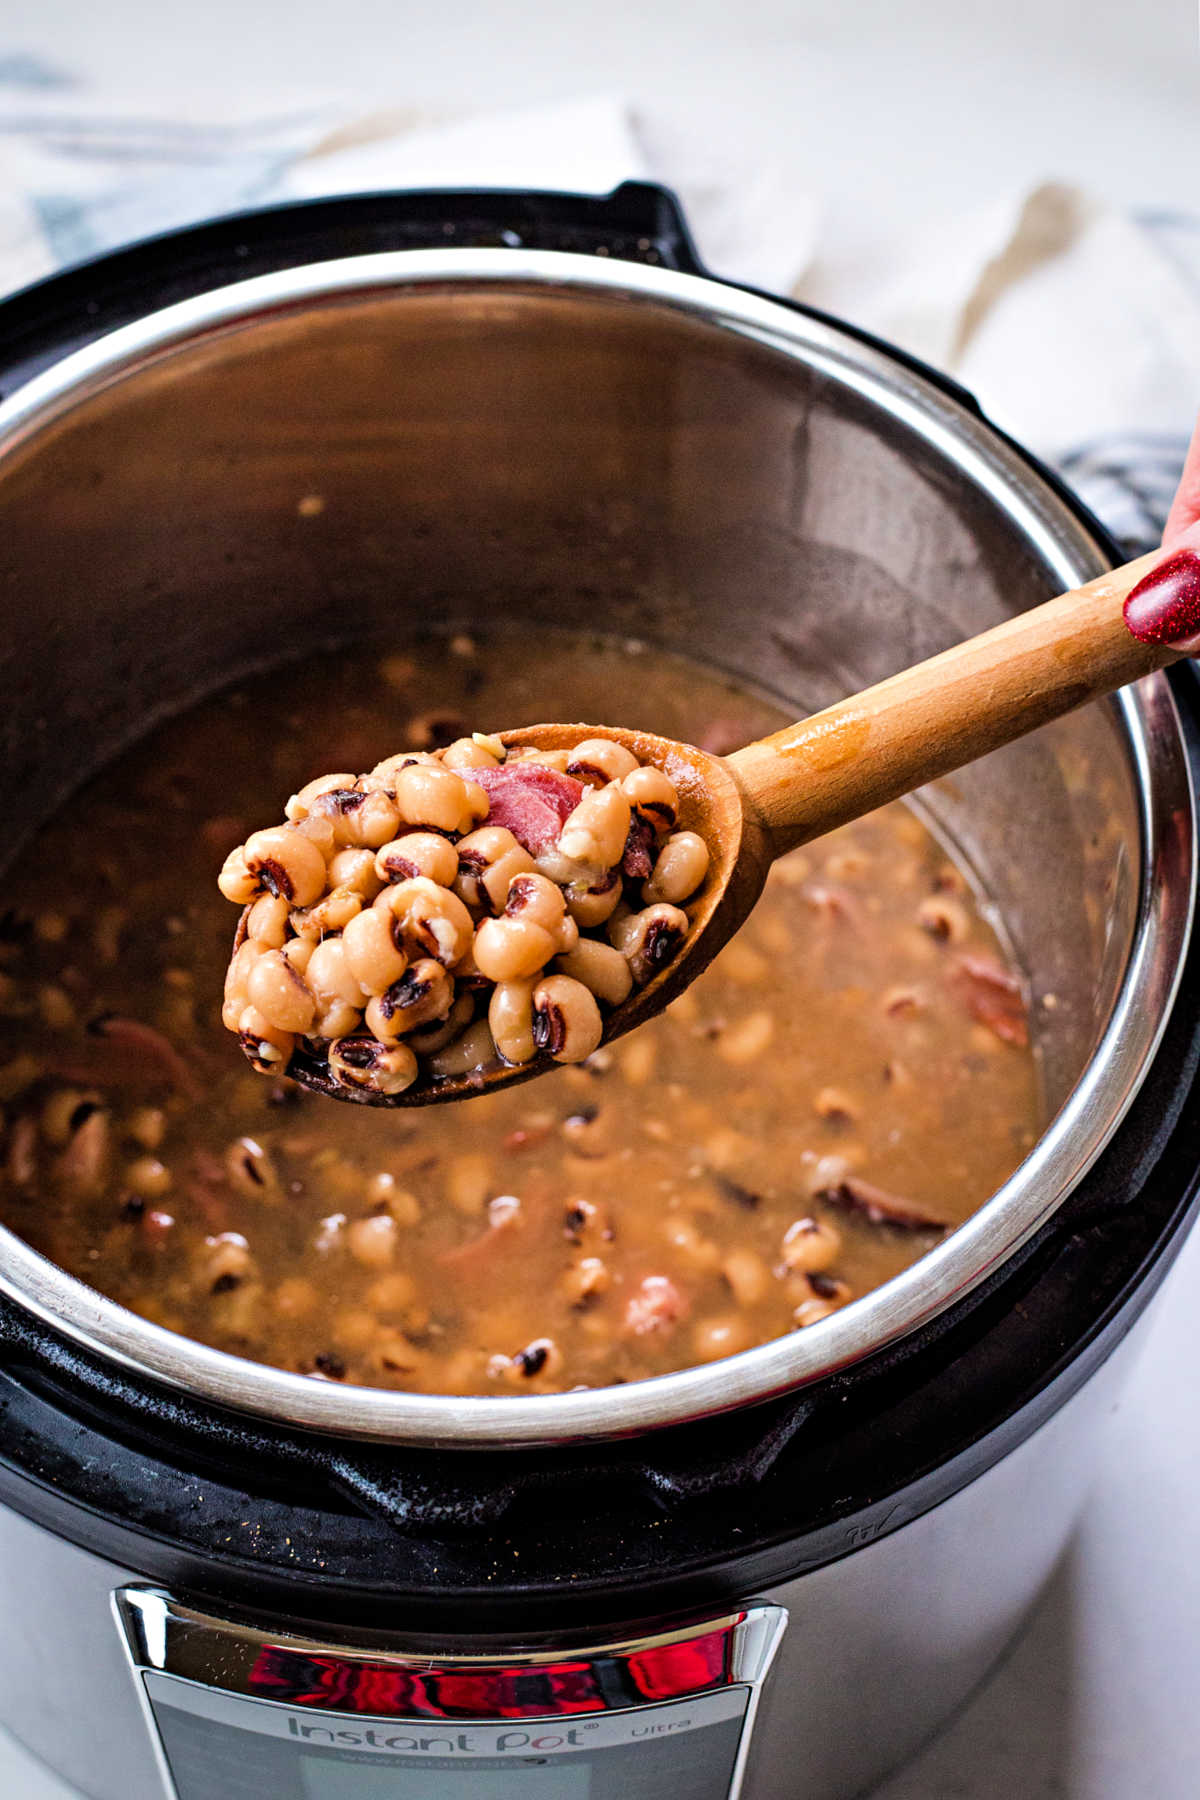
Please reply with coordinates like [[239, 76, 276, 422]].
[[1124, 549, 1200, 649]]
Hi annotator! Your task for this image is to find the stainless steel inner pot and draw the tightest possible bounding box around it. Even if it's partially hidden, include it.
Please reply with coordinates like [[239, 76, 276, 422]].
[[0, 250, 1191, 1446]]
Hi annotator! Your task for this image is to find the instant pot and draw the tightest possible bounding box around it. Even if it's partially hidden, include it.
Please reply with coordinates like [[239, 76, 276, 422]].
[[0, 182, 1196, 1800]]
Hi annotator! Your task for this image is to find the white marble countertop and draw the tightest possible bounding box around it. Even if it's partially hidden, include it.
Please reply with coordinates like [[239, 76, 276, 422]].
[[1, 1, 1199, 1794]]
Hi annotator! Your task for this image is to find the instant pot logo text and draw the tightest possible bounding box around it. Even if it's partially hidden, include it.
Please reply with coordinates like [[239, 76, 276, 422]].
[[287, 1718, 603, 1755]]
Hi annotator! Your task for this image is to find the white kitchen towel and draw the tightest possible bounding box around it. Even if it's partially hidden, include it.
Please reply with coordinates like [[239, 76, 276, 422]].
[[0, 56, 1193, 552]]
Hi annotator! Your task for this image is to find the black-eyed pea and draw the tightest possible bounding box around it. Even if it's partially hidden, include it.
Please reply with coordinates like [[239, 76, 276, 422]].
[[814, 1086, 857, 1125], [881, 984, 924, 1017], [237, 1006, 296, 1073], [608, 903, 690, 986], [716, 1010, 774, 1065], [243, 825, 327, 907], [370, 1329, 429, 1381], [274, 1275, 319, 1321], [33, 909, 68, 944], [504, 871, 566, 934], [281, 936, 315, 977], [793, 1298, 837, 1328], [380, 877, 474, 969], [310, 785, 401, 850], [0, 1057, 42, 1105], [217, 847, 259, 904], [704, 1125, 754, 1171], [365, 959, 454, 1039], [375, 831, 459, 888], [621, 764, 678, 833], [307, 937, 367, 1009], [564, 869, 623, 927], [328, 1034, 418, 1096], [474, 914, 557, 982], [558, 783, 631, 871], [126, 1104, 166, 1153], [245, 893, 290, 946], [201, 1231, 256, 1292], [692, 1315, 756, 1362], [780, 1216, 842, 1273], [488, 977, 537, 1065], [489, 1337, 564, 1384], [393, 761, 475, 834], [917, 895, 970, 943], [406, 991, 475, 1054], [312, 996, 363, 1040], [39, 985, 78, 1031], [663, 1217, 722, 1272], [225, 1135, 280, 1198], [620, 1034, 658, 1085], [554, 938, 633, 1007], [561, 1105, 611, 1157], [50, 1107, 109, 1195], [286, 772, 357, 822], [563, 1195, 611, 1245], [566, 737, 640, 785], [803, 1149, 865, 1196], [224, 940, 263, 1010], [511, 746, 573, 774], [365, 1172, 421, 1225], [809, 1272, 853, 1307], [444, 1151, 491, 1217], [643, 830, 710, 904], [332, 1306, 375, 1354], [532, 975, 603, 1064], [347, 1212, 399, 1269], [40, 1087, 102, 1149], [291, 886, 363, 939], [438, 1349, 491, 1393], [366, 1269, 417, 1314], [427, 1018, 496, 1079], [361, 752, 428, 795], [246, 948, 317, 1035], [454, 827, 536, 913], [328, 846, 385, 900], [562, 1256, 611, 1307], [209, 1277, 263, 1332], [294, 811, 338, 859], [124, 1155, 172, 1201], [723, 1247, 771, 1306], [441, 735, 501, 770], [341, 905, 408, 995]]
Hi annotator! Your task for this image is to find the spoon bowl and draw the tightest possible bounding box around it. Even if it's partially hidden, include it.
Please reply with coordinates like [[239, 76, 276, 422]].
[[284, 721, 773, 1106], [282, 536, 1198, 1106]]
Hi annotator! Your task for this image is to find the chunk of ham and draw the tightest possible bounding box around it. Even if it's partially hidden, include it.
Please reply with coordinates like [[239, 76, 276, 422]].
[[471, 764, 585, 855], [955, 953, 1029, 1047], [816, 1176, 948, 1233], [623, 1274, 688, 1335]]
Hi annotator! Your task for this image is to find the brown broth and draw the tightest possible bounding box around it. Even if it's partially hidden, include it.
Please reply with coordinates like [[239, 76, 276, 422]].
[[0, 632, 1041, 1393]]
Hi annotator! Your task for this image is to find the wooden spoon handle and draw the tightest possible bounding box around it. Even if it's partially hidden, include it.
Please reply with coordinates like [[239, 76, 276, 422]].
[[727, 546, 1193, 861]]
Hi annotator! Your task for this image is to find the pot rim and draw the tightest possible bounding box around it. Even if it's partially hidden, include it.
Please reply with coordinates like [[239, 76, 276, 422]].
[[0, 247, 1192, 1448]]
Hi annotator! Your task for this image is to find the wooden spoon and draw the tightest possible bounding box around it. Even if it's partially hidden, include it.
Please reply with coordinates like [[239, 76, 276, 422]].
[[286, 542, 1200, 1106]]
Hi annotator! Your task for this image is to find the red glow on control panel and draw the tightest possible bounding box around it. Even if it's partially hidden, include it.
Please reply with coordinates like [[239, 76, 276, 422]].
[[245, 1618, 744, 1717]]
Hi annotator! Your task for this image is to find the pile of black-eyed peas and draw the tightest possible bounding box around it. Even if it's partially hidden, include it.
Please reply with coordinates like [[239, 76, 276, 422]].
[[219, 734, 711, 1097]]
